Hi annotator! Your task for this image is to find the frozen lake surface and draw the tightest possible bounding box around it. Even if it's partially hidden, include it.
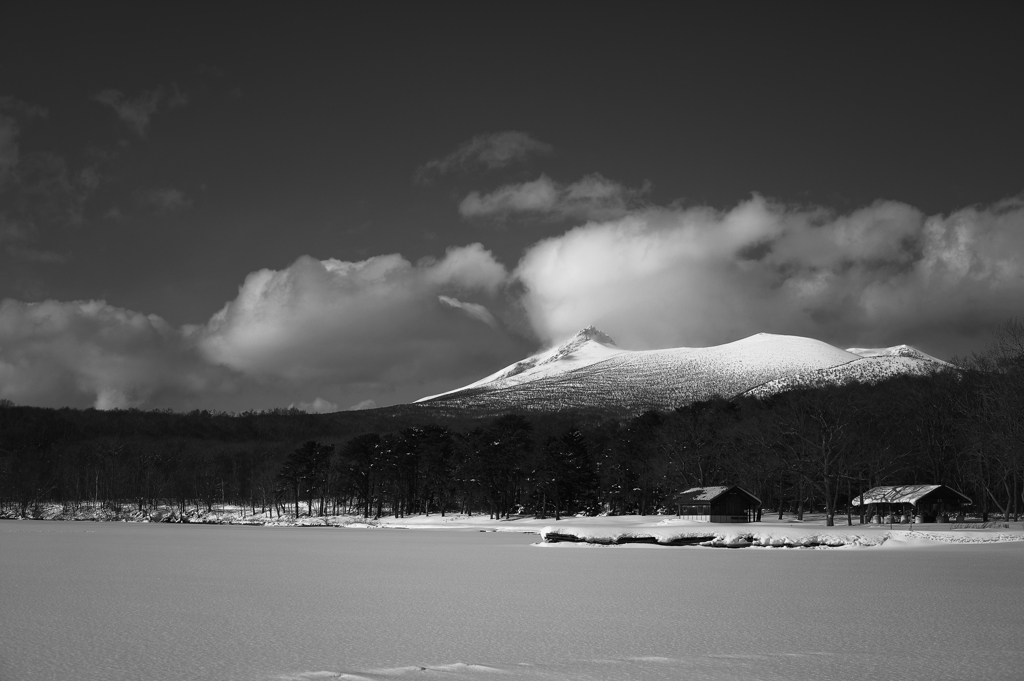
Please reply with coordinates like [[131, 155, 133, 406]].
[[2, 521, 1022, 681]]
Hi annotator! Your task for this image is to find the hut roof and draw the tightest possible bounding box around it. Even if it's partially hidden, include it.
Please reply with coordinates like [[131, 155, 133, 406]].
[[675, 485, 761, 505], [850, 485, 971, 506]]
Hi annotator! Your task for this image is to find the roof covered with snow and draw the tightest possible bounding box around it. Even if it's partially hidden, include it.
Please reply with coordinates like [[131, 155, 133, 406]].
[[675, 486, 761, 505], [850, 485, 971, 506], [677, 486, 730, 502]]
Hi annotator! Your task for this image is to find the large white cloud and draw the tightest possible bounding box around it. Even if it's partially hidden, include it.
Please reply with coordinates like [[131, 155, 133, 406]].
[[0, 299, 228, 409], [0, 244, 522, 410], [197, 243, 512, 383], [515, 196, 1024, 359]]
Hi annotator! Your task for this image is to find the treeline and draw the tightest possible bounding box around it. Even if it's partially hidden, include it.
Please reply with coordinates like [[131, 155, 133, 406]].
[[2, 324, 1022, 526]]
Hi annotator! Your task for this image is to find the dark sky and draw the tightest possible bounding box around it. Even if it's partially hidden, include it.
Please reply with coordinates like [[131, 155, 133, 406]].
[[1, 3, 1022, 411]]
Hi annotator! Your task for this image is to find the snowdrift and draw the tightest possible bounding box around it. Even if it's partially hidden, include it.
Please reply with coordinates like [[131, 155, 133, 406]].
[[539, 519, 1024, 549]]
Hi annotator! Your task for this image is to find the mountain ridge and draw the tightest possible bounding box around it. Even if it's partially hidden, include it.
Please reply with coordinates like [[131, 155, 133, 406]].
[[413, 327, 949, 416], [414, 326, 622, 403]]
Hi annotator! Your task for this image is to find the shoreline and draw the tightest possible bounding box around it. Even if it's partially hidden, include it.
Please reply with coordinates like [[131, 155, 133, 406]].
[[5, 504, 1024, 549]]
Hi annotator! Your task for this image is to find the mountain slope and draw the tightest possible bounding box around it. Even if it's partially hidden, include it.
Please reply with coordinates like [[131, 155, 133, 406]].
[[415, 326, 622, 403], [742, 355, 944, 400], [846, 344, 950, 365], [415, 330, 918, 416]]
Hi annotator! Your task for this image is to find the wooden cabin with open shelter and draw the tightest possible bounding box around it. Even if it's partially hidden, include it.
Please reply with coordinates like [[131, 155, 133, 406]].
[[851, 484, 971, 523], [674, 486, 761, 522]]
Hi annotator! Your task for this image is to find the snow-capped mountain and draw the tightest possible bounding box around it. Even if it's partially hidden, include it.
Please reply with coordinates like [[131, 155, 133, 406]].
[[845, 344, 950, 365], [414, 328, 950, 415], [415, 326, 620, 403]]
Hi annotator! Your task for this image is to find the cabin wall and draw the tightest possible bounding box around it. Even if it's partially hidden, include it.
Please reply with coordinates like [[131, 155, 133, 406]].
[[710, 495, 757, 523], [710, 514, 752, 523]]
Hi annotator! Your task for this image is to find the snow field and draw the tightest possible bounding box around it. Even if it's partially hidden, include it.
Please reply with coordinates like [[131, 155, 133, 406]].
[[3, 520, 1023, 681]]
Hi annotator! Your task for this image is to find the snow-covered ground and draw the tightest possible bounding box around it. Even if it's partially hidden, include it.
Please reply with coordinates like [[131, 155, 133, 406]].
[[2, 520, 1022, 681], [9, 503, 1022, 549], [382, 512, 1024, 549], [535, 515, 1024, 548]]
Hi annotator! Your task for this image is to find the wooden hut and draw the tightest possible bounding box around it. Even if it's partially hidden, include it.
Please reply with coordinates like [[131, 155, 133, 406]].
[[674, 486, 761, 523], [851, 485, 971, 523]]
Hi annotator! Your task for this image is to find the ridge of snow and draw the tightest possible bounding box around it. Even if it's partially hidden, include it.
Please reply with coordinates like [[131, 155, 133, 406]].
[[539, 522, 1024, 548], [414, 331, 950, 412], [742, 355, 946, 399], [416, 332, 862, 411], [846, 344, 948, 365], [414, 326, 623, 403]]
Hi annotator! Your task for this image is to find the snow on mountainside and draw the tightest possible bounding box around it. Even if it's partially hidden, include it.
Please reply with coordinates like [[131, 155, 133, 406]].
[[415, 329, 891, 415], [415, 326, 623, 403], [846, 344, 949, 365], [742, 355, 944, 400]]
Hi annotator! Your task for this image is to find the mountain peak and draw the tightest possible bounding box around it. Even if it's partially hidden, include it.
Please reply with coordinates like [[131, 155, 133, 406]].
[[846, 344, 947, 364], [569, 326, 617, 347], [540, 327, 619, 365]]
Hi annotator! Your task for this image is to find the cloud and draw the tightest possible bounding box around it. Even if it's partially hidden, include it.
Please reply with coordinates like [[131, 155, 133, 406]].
[[290, 397, 339, 414], [0, 151, 99, 270], [0, 113, 20, 181], [4, 194, 1023, 411], [460, 173, 650, 221], [5, 152, 100, 228], [347, 399, 377, 411], [139, 187, 191, 212], [514, 195, 1024, 359], [0, 96, 48, 119], [197, 244, 513, 384], [93, 86, 184, 137], [0, 216, 30, 246], [3, 245, 69, 264], [168, 83, 189, 108], [0, 97, 48, 183], [0, 299, 231, 410], [416, 131, 552, 181], [0, 99, 100, 278], [438, 295, 498, 327], [0, 243, 525, 411]]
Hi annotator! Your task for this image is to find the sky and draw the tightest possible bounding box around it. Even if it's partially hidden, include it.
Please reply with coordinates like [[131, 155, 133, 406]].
[[1, 4, 1022, 412]]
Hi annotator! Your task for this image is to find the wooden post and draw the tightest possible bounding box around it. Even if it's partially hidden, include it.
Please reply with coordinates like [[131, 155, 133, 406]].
[[1014, 470, 1019, 522], [846, 477, 852, 526], [777, 479, 784, 520]]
